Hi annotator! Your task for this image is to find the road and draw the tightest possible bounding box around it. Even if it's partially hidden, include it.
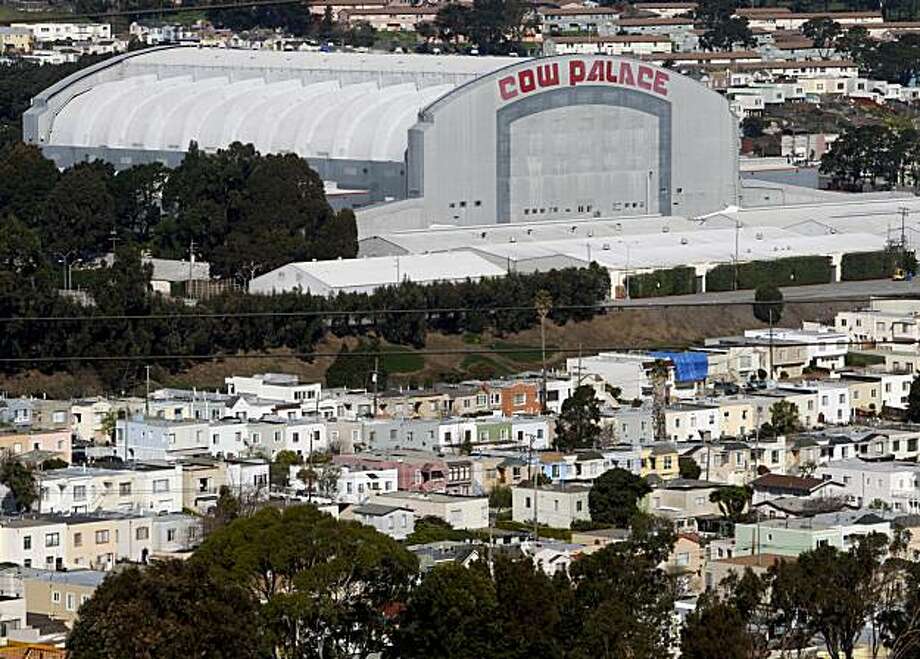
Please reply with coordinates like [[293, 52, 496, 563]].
[[608, 278, 920, 308]]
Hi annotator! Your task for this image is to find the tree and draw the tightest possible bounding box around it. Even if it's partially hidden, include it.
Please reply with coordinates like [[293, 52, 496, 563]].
[[683, 569, 772, 659], [771, 535, 889, 659], [709, 485, 752, 523], [203, 485, 242, 537], [753, 284, 783, 324], [554, 385, 601, 451], [39, 458, 68, 471], [906, 375, 920, 422], [802, 17, 842, 58], [270, 449, 302, 487], [588, 468, 652, 527], [678, 456, 702, 480], [681, 592, 760, 659], [650, 359, 670, 441], [489, 484, 512, 515], [567, 517, 677, 658], [0, 459, 36, 512], [194, 505, 418, 658], [67, 560, 268, 659], [389, 562, 500, 659], [700, 16, 755, 51], [770, 400, 801, 436], [405, 516, 479, 544], [111, 162, 168, 242]]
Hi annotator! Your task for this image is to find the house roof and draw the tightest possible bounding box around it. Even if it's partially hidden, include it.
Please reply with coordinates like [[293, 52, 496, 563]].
[[751, 473, 826, 494], [351, 503, 412, 516]]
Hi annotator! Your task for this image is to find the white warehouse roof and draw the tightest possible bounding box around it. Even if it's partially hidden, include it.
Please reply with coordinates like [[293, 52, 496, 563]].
[[37, 46, 518, 162], [248, 252, 508, 297]]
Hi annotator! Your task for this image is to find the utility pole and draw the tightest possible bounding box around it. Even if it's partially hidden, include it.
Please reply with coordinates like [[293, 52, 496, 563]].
[[734, 218, 740, 291], [144, 365, 151, 417], [535, 291, 552, 414], [372, 356, 379, 418], [899, 206, 910, 268], [188, 239, 196, 295], [528, 433, 539, 543], [768, 308, 775, 382]]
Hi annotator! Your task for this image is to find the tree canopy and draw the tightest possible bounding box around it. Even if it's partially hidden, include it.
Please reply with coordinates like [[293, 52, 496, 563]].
[[554, 385, 601, 451], [67, 560, 268, 659], [588, 468, 652, 527]]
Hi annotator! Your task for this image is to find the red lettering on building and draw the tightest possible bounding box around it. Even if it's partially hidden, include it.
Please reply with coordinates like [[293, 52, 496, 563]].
[[496, 58, 670, 101], [637, 65, 654, 91], [618, 62, 635, 87], [519, 68, 536, 93], [605, 61, 618, 83], [536, 63, 560, 88], [569, 60, 586, 86], [653, 70, 669, 96], [587, 60, 605, 82]]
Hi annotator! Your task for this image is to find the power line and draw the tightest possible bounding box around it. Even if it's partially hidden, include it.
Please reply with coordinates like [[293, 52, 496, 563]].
[[0, 338, 913, 364], [0, 292, 910, 324], [0, 0, 314, 24]]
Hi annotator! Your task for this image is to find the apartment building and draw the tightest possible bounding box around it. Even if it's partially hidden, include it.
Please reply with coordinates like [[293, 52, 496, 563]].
[[36, 464, 183, 515], [370, 491, 489, 530], [225, 373, 321, 405], [817, 459, 920, 512]]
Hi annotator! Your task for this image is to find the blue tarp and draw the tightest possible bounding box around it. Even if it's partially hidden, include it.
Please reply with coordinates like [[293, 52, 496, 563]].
[[649, 351, 709, 383]]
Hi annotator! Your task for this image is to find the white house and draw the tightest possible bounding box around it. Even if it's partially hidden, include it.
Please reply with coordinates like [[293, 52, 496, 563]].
[[370, 491, 489, 530], [0, 518, 68, 571], [36, 465, 183, 515], [816, 459, 920, 513], [343, 503, 415, 540], [225, 373, 321, 406], [512, 483, 591, 529]]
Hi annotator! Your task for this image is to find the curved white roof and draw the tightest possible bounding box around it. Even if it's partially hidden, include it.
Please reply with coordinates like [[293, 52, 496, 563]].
[[50, 75, 456, 161], [42, 46, 520, 163]]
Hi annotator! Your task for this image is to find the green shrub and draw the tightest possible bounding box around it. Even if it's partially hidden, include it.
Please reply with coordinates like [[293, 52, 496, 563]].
[[628, 266, 697, 299], [707, 256, 833, 292], [841, 249, 917, 281]]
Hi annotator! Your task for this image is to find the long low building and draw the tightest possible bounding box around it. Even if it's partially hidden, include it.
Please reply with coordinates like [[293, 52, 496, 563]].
[[249, 251, 508, 296]]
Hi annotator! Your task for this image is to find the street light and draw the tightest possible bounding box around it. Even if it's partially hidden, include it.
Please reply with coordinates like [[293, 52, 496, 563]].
[[54, 250, 77, 291]]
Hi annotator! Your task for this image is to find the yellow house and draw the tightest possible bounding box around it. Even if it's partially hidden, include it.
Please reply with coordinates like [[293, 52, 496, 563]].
[[16, 568, 106, 627], [641, 443, 680, 481], [718, 398, 755, 438], [0, 27, 32, 53], [66, 517, 152, 570]]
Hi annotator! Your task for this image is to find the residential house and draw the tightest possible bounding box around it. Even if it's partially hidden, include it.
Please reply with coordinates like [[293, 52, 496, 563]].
[[640, 443, 680, 481], [0, 430, 71, 462], [511, 483, 591, 529], [225, 373, 320, 406], [735, 512, 891, 556], [750, 473, 845, 505], [664, 403, 721, 442], [0, 567, 105, 627], [36, 464, 183, 515], [645, 479, 723, 531], [705, 553, 789, 591], [370, 491, 489, 530], [816, 459, 920, 512], [341, 503, 415, 540]]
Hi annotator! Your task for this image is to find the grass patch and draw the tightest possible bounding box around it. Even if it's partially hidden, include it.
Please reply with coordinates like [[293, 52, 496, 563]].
[[845, 352, 886, 368], [379, 346, 425, 374], [460, 354, 512, 377], [462, 332, 483, 345], [490, 341, 555, 365]]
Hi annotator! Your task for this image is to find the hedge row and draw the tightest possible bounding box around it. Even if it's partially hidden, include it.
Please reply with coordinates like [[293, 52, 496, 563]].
[[628, 266, 697, 299], [841, 249, 917, 281], [706, 256, 834, 292]]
